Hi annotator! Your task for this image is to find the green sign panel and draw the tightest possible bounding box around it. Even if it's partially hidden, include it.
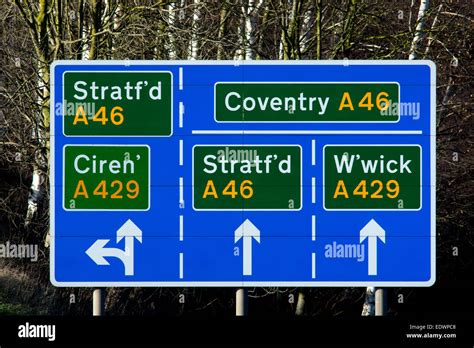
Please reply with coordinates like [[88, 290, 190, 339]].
[[63, 71, 172, 136], [193, 145, 302, 210], [215, 82, 399, 122], [323, 145, 421, 210], [64, 145, 150, 210]]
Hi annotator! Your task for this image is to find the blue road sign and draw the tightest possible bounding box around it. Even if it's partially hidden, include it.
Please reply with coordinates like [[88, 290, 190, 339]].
[[50, 60, 436, 287]]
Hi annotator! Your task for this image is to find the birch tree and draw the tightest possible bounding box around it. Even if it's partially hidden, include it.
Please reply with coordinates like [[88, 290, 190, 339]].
[[13, 0, 56, 227], [188, 0, 201, 60], [409, 0, 430, 59], [314, 0, 322, 59], [216, 1, 229, 60], [234, 0, 264, 60], [299, 3, 313, 57], [167, 1, 178, 59], [1, 0, 472, 317], [363, 0, 430, 316]]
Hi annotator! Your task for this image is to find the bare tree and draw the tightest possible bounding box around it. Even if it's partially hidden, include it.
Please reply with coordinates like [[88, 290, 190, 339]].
[[1, 0, 472, 317], [409, 0, 430, 59], [13, 0, 56, 227], [188, 0, 201, 59]]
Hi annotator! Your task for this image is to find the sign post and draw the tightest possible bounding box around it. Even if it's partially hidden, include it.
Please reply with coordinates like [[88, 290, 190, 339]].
[[50, 60, 435, 288], [375, 288, 387, 316], [93, 288, 104, 316], [236, 288, 248, 316]]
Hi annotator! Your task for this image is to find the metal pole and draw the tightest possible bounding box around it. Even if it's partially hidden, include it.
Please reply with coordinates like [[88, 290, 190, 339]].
[[375, 288, 387, 316], [236, 288, 248, 316], [93, 288, 105, 316]]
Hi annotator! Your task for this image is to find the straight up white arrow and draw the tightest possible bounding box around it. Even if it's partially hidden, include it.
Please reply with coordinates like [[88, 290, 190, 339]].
[[359, 219, 385, 276], [234, 219, 260, 276]]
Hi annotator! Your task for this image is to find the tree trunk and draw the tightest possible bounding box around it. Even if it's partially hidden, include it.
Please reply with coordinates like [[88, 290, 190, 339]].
[[88, 0, 102, 60], [235, 0, 264, 60], [244, 0, 263, 60], [217, 1, 228, 60], [18, 0, 51, 228], [167, 1, 177, 59], [188, 0, 201, 60], [256, 3, 269, 60], [280, 0, 302, 60], [424, 4, 442, 57], [409, 0, 430, 59], [299, 5, 313, 58], [75, 0, 85, 59], [315, 0, 322, 59]]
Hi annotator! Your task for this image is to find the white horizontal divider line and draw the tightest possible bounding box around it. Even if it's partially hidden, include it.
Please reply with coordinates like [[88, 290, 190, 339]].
[[192, 130, 422, 135]]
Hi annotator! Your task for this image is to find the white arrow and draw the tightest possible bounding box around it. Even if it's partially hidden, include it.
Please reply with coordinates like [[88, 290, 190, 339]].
[[86, 239, 126, 264], [86, 219, 142, 276], [117, 219, 142, 257], [234, 219, 260, 276], [359, 219, 385, 276]]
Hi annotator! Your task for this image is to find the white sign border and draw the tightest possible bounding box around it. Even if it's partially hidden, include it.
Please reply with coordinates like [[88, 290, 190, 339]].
[[50, 60, 436, 287]]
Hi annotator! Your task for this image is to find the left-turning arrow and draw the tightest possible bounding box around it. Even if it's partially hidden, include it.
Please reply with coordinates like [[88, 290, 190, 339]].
[[86, 219, 142, 276]]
